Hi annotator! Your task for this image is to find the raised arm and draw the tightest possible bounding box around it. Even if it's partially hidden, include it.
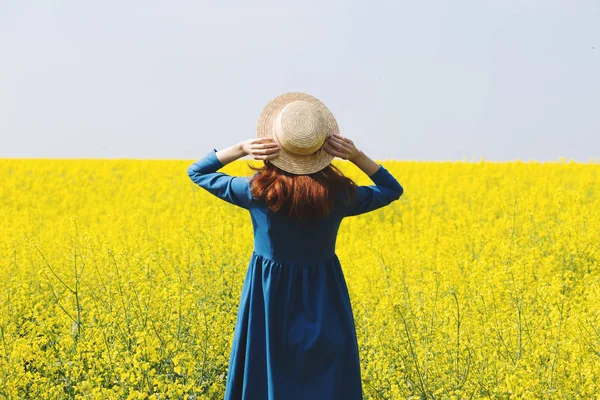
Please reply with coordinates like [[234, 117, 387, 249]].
[[186, 138, 280, 210], [186, 148, 254, 209], [322, 133, 404, 217], [344, 156, 404, 217]]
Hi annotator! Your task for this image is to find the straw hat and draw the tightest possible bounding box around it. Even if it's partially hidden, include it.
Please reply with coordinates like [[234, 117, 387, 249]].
[[256, 92, 338, 175]]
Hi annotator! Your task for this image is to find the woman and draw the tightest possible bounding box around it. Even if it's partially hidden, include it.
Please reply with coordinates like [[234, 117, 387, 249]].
[[187, 93, 404, 400]]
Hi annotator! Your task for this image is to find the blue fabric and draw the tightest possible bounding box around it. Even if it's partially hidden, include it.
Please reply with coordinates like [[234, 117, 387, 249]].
[[187, 149, 404, 400]]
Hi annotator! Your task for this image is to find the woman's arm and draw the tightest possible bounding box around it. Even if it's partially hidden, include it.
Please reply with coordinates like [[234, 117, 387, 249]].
[[323, 133, 404, 216], [343, 162, 404, 216], [186, 148, 253, 209], [214, 142, 247, 166], [348, 150, 380, 177], [215, 138, 281, 166], [186, 138, 281, 210], [323, 133, 381, 176]]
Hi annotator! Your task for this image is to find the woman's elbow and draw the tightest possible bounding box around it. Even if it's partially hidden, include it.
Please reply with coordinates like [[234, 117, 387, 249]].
[[186, 166, 194, 178], [187, 166, 202, 183], [381, 184, 403, 205], [392, 184, 404, 201]]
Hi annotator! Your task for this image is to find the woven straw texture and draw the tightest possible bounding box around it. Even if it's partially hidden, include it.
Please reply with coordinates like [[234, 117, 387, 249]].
[[256, 92, 338, 175]]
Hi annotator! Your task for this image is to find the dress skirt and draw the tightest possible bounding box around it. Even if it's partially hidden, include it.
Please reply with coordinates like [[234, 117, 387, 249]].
[[223, 251, 363, 400]]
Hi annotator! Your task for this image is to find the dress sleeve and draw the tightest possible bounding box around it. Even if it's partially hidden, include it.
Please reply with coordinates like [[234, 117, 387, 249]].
[[186, 148, 253, 210], [344, 164, 404, 217]]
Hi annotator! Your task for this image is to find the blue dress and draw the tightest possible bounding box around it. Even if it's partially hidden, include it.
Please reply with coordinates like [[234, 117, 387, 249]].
[[187, 148, 404, 400]]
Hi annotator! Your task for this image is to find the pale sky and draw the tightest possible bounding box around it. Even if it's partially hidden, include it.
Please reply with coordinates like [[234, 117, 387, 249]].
[[1, 0, 598, 162]]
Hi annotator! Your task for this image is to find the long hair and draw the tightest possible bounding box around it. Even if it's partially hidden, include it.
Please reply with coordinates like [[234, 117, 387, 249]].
[[248, 160, 358, 221]]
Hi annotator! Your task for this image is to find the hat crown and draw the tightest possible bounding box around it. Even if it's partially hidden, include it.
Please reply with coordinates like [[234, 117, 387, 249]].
[[274, 100, 327, 156]]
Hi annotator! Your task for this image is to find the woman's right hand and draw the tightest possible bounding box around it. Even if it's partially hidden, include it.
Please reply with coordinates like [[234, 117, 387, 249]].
[[241, 137, 280, 161], [323, 133, 362, 162]]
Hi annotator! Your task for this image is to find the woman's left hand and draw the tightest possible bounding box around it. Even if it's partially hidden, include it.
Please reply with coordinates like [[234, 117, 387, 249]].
[[241, 137, 281, 161]]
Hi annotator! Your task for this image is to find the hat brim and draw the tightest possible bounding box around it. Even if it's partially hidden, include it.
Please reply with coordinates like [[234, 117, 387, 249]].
[[256, 92, 338, 175]]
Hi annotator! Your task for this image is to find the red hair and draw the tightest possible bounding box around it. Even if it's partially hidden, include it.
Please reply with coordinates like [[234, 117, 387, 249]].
[[248, 160, 358, 220]]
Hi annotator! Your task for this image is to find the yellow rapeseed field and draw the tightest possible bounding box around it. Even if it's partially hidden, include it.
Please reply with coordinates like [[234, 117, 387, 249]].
[[1, 157, 599, 399]]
